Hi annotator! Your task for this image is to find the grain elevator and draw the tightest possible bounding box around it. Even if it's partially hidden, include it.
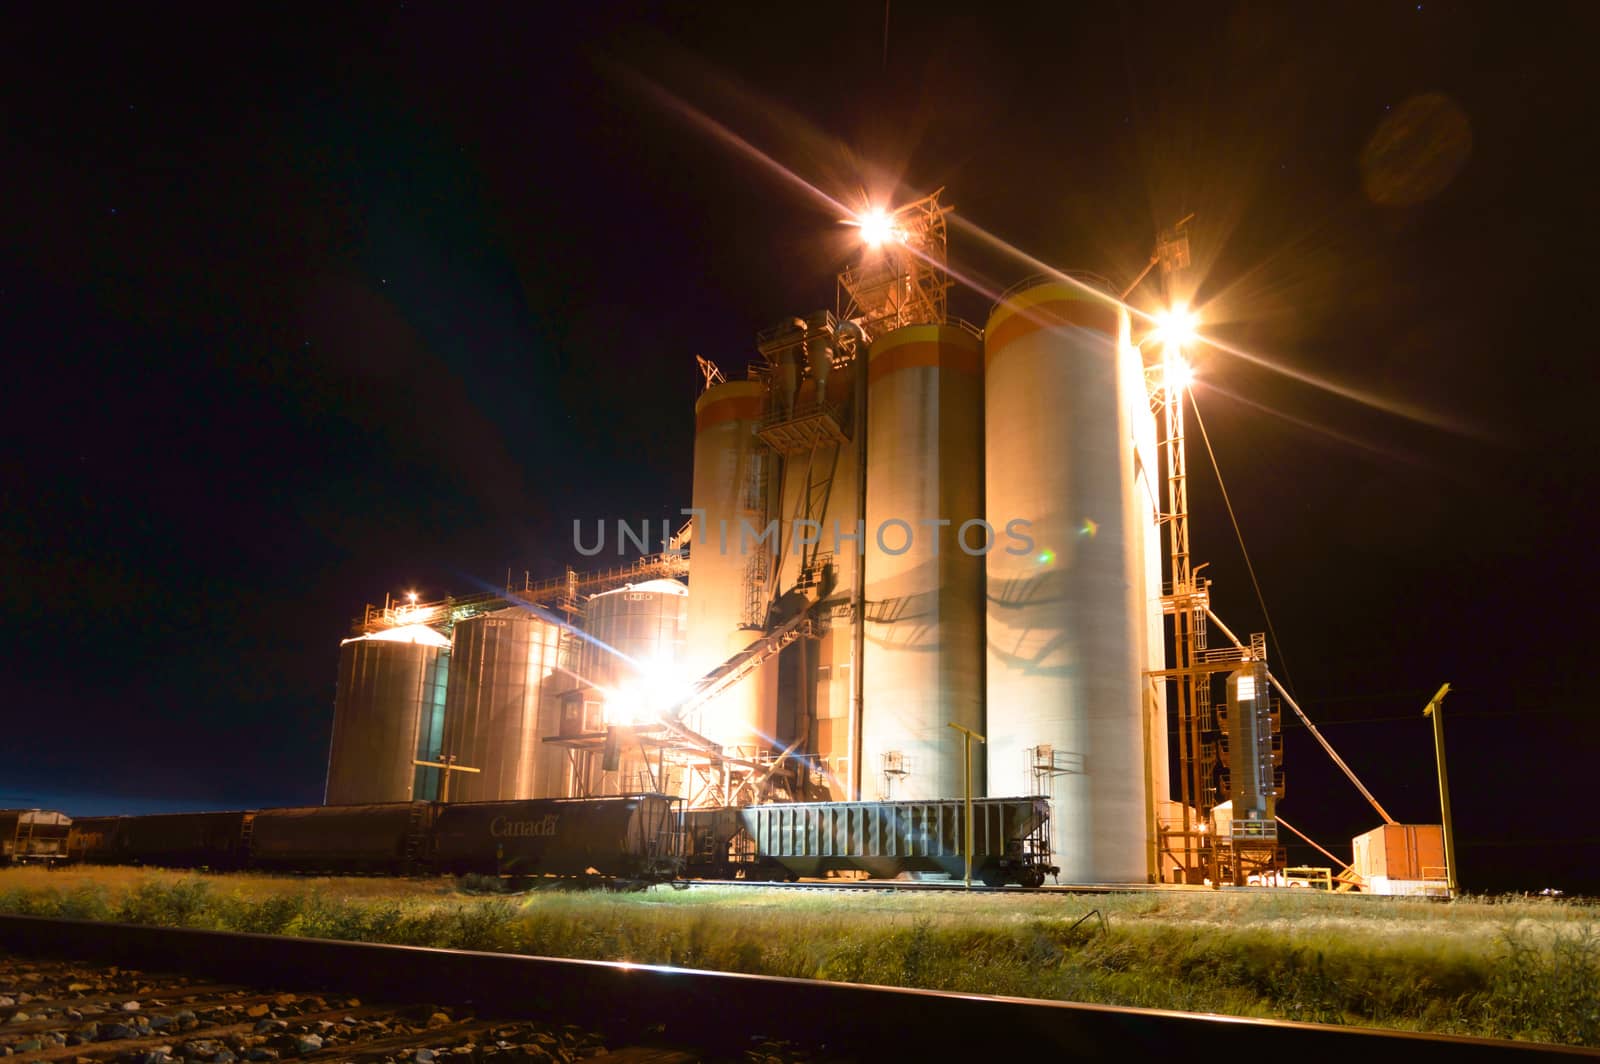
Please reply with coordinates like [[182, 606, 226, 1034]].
[[326, 190, 1291, 886]]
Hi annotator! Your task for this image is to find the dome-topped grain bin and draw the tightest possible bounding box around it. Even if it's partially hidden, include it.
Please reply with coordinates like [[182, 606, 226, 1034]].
[[325, 624, 451, 805], [441, 608, 568, 802]]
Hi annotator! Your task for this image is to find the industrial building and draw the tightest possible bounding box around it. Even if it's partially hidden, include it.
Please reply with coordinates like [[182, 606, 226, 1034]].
[[325, 191, 1441, 892]]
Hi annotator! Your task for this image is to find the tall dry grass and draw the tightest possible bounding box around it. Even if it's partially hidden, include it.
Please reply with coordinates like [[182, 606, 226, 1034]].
[[2, 867, 1595, 1046]]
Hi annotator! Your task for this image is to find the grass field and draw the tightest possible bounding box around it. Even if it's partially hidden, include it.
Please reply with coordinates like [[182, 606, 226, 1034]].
[[3, 867, 1596, 1046]]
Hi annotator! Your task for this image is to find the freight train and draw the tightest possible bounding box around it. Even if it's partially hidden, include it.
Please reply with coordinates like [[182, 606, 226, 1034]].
[[37, 794, 1058, 887]]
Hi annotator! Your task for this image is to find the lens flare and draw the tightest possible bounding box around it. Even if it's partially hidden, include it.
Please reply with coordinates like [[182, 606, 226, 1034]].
[[1152, 304, 1199, 348], [615, 63, 1486, 441], [1165, 357, 1195, 393], [854, 206, 897, 247]]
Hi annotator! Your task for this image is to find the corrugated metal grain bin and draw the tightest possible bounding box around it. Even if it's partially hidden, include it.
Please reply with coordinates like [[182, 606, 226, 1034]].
[[104, 812, 251, 869], [1352, 824, 1447, 883], [249, 803, 432, 872], [741, 797, 1051, 886], [0, 809, 72, 863], [430, 795, 679, 880], [326, 626, 451, 805]]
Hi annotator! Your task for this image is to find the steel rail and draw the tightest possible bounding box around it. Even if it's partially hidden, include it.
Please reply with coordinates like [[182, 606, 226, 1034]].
[[0, 916, 1585, 1060]]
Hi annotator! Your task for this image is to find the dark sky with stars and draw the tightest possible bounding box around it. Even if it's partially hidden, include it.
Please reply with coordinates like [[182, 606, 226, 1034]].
[[3, 2, 1594, 892]]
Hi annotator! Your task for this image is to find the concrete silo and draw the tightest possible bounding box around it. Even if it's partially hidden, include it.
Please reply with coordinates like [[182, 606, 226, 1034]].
[[860, 323, 985, 801], [441, 608, 567, 801], [984, 278, 1148, 883], [685, 378, 778, 755], [325, 624, 451, 805]]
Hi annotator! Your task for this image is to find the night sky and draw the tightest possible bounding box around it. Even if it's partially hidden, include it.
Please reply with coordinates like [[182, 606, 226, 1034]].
[[5, 3, 1593, 893]]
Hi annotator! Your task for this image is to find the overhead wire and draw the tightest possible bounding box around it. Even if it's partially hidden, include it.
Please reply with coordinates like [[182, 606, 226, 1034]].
[[1188, 389, 1297, 699]]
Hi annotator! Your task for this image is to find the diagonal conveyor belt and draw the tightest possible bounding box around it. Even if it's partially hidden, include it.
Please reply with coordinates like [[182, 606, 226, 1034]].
[[668, 610, 814, 727]]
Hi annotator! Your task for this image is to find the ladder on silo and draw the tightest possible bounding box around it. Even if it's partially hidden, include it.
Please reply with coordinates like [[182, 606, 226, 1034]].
[[738, 441, 774, 629]]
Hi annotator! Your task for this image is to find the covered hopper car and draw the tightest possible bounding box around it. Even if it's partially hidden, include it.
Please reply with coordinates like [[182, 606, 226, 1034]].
[[686, 796, 1057, 887], [65, 815, 122, 862], [69, 811, 251, 870], [430, 795, 679, 880], [0, 809, 72, 866], [249, 803, 435, 874]]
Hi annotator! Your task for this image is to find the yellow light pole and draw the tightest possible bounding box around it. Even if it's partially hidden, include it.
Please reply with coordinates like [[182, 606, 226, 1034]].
[[413, 755, 480, 803], [948, 722, 986, 888], [1422, 683, 1456, 897]]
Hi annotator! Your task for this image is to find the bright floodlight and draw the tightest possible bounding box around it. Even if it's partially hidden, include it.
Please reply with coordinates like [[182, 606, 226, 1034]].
[[1153, 303, 1199, 348], [1165, 356, 1195, 393], [856, 206, 895, 248], [602, 684, 642, 726], [407, 590, 418, 603]]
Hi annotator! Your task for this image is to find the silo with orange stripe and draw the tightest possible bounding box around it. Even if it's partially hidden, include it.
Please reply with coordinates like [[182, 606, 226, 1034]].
[[984, 279, 1146, 883], [860, 323, 986, 801], [685, 379, 778, 755]]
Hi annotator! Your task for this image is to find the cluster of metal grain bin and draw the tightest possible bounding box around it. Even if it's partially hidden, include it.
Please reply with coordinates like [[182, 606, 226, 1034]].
[[328, 278, 1197, 884], [325, 579, 688, 808]]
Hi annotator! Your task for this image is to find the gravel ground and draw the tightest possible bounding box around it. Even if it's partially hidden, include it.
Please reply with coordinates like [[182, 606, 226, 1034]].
[[0, 956, 828, 1062], [0, 956, 632, 1061]]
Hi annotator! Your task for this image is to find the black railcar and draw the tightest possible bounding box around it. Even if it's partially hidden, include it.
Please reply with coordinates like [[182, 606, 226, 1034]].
[[64, 815, 123, 863], [94, 811, 253, 870], [249, 803, 433, 874], [430, 795, 680, 881]]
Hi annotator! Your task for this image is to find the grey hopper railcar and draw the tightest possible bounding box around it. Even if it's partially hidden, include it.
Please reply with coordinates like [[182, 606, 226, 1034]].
[[738, 797, 1056, 887]]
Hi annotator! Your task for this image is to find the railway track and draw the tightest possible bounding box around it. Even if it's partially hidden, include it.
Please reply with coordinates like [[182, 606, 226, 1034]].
[[0, 915, 1589, 1061], [678, 875, 1213, 895]]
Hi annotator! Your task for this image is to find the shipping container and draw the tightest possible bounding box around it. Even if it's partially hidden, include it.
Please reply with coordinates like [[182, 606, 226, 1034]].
[[1352, 824, 1447, 885]]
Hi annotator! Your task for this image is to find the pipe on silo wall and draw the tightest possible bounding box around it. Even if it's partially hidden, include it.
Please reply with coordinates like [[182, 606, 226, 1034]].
[[841, 321, 870, 801], [860, 324, 985, 801], [984, 281, 1147, 883], [685, 379, 778, 756], [1125, 330, 1170, 880]]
